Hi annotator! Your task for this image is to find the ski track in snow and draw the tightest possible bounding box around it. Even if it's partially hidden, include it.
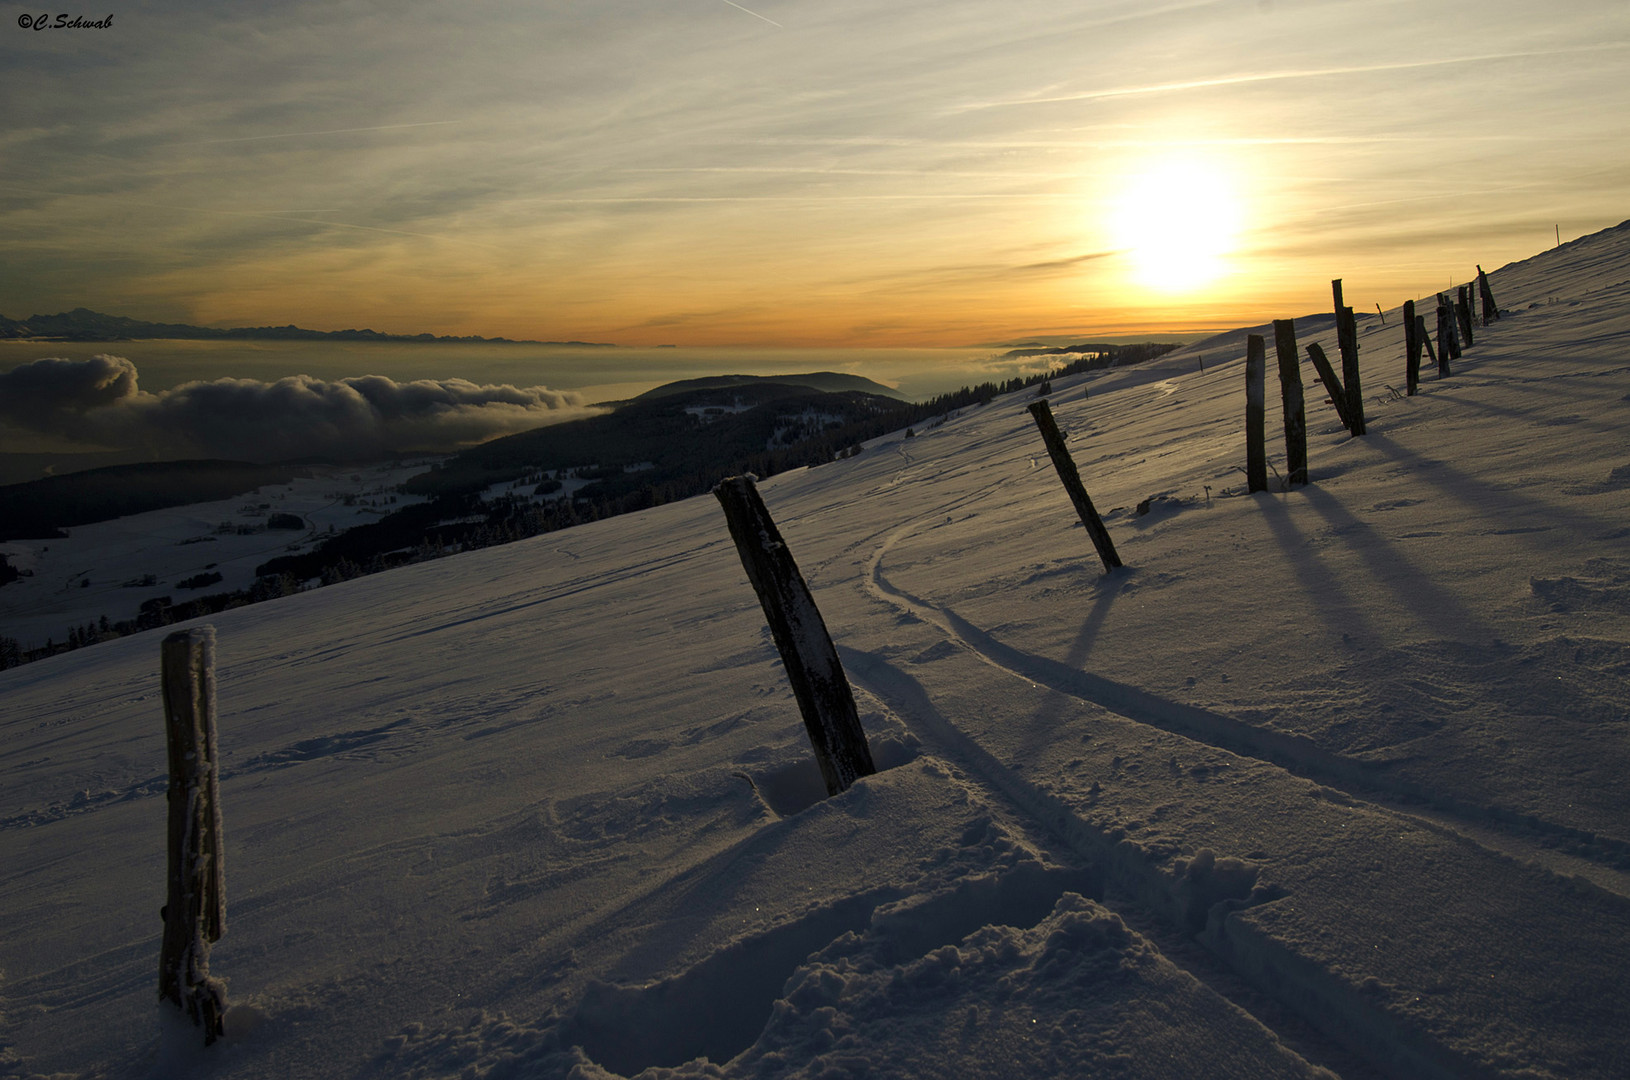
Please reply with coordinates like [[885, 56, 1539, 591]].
[[859, 514, 1630, 899]]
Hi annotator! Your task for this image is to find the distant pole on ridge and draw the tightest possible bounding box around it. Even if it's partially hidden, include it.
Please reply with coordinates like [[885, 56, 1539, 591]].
[[1027, 400, 1122, 573], [713, 475, 875, 796]]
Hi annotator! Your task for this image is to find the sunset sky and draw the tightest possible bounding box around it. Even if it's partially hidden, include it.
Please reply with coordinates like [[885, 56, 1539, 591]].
[[3, 0, 1627, 347]]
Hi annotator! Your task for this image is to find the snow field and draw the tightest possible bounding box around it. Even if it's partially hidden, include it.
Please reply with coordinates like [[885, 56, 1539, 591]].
[[2, 223, 1629, 1078], [0, 459, 435, 651]]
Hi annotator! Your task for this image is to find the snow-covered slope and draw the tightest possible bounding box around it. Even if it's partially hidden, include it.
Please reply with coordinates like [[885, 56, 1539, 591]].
[[3, 222, 1629, 1080]]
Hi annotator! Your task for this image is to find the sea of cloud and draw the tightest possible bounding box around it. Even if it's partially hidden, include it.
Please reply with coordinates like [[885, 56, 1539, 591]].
[[0, 354, 604, 463]]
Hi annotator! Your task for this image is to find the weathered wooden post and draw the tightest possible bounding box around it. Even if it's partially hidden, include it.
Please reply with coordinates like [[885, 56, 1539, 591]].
[[1456, 285, 1476, 347], [1305, 342, 1356, 433], [1401, 298, 1414, 395], [1332, 282, 1366, 435], [1404, 301, 1421, 395], [1477, 265, 1499, 325], [1434, 294, 1457, 374], [159, 626, 227, 1045], [713, 476, 875, 796], [1444, 293, 1463, 360], [1027, 400, 1122, 573], [1245, 334, 1268, 493], [1273, 319, 1308, 486]]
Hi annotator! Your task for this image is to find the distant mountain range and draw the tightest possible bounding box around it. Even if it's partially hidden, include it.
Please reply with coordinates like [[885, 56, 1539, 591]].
[[0, 307, 617, 346]]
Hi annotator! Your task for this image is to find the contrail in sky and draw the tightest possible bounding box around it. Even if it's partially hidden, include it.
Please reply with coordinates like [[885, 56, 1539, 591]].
[[719, 0, 781, 27]]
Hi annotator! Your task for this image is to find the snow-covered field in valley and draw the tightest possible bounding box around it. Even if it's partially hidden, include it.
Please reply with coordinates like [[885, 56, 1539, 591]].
[[0, 460, 437, 652], [3, 222, 1629, 1080]]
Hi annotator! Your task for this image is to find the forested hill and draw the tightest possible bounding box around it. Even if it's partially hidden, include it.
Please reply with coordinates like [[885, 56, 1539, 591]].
[[625, 371, 903, 402], [0, 460, 301, 541], [403, 380, 909, 499]]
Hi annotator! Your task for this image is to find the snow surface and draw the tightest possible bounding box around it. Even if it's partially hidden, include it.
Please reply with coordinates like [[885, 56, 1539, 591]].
[[0, 460, 435, 650], [3, 223, 1630, 1079]]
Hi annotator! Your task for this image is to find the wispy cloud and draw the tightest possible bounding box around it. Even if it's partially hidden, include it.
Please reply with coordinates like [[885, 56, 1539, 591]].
[[176, 120, 465, 145], [959, 43, 1630, 111]]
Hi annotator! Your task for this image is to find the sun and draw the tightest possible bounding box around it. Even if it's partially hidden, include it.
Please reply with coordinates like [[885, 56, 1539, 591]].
[[1108, 153, 1242, 294]]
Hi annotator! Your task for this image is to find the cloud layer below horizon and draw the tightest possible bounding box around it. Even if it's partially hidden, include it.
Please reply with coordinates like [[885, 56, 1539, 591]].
[[0, 355, 599, 463]]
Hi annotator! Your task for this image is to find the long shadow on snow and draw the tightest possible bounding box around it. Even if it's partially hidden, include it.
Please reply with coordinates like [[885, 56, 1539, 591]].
[[1362, 431, 1624, 546], [867, 548, 1630, 866]]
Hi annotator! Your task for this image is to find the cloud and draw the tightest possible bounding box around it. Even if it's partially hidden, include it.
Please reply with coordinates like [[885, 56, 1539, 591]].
[[0, 355, 602, 462]]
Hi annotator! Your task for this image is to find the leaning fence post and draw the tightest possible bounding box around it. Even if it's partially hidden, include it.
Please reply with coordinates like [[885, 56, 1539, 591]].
[[1417, 314, 1438, 371], [1245, 334, 1268, 493], [1305, 342, 1355, 433], [1477, 265, 1499, 325], [1273, 319, 1308, 486], [1026, 400, 1122, 573], [1404, 300, 1421, 395], [713, 476, 875, 796], [159, 626, 227, 1045]]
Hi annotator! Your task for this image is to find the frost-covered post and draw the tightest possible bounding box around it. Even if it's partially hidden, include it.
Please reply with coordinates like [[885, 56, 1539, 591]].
[[1403, 300, 1421, 395], [159, 626, 227, 1045], [1245, 334, 1268, 493], [1273, 320, 1308, 486], [1026, 400, 1122, 573], [1304, 342, 1356, 433], [1477, 265, 1499, 325], [713, 476, 875, 796]]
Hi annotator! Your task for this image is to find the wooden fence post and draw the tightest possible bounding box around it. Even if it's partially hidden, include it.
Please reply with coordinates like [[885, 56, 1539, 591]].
[[1434, 294, 1457, 374], [1305, 342, 1356, 433], [1445, 293, 1462, 360], [159, 626, 227, 1045], [1273, 319, 1308, 486], [1245, 334, 1268, 493], [713, 476, 875, 796], [1336, 301, 1366, 435], [1456, 285, 1475, 347], [1026, 400, 1122, 573], [1404, 300, 1421, 395], [1477, 265, 1499, 324]]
